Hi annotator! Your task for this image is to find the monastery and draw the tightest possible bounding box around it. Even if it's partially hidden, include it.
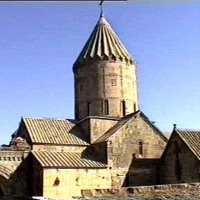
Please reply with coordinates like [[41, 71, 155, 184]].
[[0, 7, 199, 199]]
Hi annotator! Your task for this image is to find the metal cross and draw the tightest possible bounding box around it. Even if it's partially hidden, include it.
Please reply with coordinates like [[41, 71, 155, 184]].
[[99, 0, 104, 17]]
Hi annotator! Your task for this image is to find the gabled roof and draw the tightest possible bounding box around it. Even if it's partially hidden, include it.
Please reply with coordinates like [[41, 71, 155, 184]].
[[140, 112, 168, 142], [20, 117, 89, 146], [174, 129, 200, 160], [32, 151, 107, 168], [73, 14, 134, 67], [94, 110, 167, 144]]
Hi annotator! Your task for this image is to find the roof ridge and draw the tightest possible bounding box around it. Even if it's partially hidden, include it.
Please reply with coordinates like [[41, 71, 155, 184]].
[[22, 116, 73, 121], [139, 111, 168, 142]]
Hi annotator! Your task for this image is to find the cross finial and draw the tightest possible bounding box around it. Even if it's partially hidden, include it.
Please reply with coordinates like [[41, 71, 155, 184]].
[[99, 0, 104, 17], [173, 124, 177, 130]]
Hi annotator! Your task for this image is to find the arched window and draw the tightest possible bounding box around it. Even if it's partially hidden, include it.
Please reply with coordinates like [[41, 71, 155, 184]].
[[139, 141, 143, 157], [121, 100, 126, 116]]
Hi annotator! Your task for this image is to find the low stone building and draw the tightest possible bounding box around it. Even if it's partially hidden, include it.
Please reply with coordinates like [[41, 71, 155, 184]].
[[160, 128, 200, 184], [0, 138, 30, 197], [0, 110, 167, 198]]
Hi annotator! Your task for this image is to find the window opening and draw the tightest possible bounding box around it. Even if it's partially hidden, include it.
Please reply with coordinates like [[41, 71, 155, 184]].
[[111, 79, 116, 86], [104, 100, 109, 115], [139, 141, 143, 157], [134, 102, 137, 112], [87, 102, 91, 116], [121, 100, 126, 116]]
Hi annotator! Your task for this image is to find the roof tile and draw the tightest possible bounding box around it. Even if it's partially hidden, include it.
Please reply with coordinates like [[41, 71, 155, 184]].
[[74, 15, 134, 67], [32, 151, 107, 168]]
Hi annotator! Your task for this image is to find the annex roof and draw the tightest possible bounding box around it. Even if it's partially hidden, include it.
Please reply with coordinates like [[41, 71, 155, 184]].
[[175, 129, 200, 160], [32, 151, 107, 168], [21, 117, 89, 146], [94, 110, 167, 144], [73, 14, 134, 67], [0, 165, 13, 179]]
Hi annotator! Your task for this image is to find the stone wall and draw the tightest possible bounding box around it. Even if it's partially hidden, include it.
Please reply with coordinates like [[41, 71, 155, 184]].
[[159, 132, 200, 184], [42, 168, 111, 198], [74, 61, 138, 120], [79, 117, 118, 143]]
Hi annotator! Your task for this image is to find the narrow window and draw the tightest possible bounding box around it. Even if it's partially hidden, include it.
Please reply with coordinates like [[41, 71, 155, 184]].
[[104, 100, 109, 115], [121, 100, 126, 116], [139, 141, 143, 157], [111, 79, 116, 86], [134, 102, 137, 112], [87, 102, 91, 116], [80, 85, 83, 92]]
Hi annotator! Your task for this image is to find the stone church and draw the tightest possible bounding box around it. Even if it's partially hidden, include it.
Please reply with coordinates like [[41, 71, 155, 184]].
[[0, 10, 199, 200]]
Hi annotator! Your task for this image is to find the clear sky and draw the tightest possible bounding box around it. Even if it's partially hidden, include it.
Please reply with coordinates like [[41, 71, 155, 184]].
[[0, 1, 200, 144]]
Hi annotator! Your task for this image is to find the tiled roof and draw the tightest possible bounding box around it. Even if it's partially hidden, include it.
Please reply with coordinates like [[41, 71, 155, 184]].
[[22, 117, 89, 145], [94, 111, 167, 144], [175, 129, 200, 160], [73, 14, 134, 67], [0, 165, 13, 179], [32, 151, 107, 168]]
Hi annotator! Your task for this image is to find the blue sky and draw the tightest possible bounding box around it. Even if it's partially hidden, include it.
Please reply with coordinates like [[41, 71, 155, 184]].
[[0, 1, 200, 144]]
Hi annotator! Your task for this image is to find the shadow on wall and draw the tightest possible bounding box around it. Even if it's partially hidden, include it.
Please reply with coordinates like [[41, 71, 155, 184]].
[[0, 186, 4, 197], [123, 156, 161, 187], [81, 143, 107, 164], [0, 168, 13, 197], [68, 123, 90, 144]]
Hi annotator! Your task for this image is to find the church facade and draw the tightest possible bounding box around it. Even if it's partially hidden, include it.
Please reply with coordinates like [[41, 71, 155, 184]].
[[0, 10, 198, 199]]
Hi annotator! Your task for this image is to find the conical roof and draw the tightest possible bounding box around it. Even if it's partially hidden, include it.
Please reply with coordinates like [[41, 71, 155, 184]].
[[73, 14, 134, 67]]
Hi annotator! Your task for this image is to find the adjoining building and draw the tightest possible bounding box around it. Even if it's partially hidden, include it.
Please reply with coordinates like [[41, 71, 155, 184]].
[[0, 9, 198, 200], [160, 127, 200, 184]]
